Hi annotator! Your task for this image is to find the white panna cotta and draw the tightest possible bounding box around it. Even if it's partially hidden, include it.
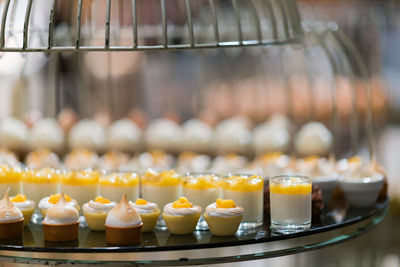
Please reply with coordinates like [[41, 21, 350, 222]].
[[222, 175, 263, 227], [141, 170, 182, 211], [270, 176, 312, 232], [99, 172, 139, 202], [60, 170, 99, 205], [0, 165, 21, 197], [22, 168, 60, 205]]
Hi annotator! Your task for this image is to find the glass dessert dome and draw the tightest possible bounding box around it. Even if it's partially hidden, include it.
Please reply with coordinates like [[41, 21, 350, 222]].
[[0, 0, 388, 265]]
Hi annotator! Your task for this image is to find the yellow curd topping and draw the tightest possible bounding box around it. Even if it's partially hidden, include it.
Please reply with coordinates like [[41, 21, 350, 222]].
[[61, 170, 99, 185], [183, 175, 220, 190], [178, 151, 197, 160], [149, 150, 168, 165], [22, 168, 59, 183], [260, 152, 284, 162], [11, 194, 27, 202], [216, 198, 236, 209], [224, 175, 263, 192], [172, 197, 193, 209], [0, 165, 21, 183], [48, 194, 72, 204], [348, 156, 362, 164], [26, 148, 52, 164], [270, 184, 312, 195], [142, 170, 181, 186], [135, 198, 147, 205], [99, 173, 139, 187], [303, 156, 320, 162], [94, 196, 111, 204]]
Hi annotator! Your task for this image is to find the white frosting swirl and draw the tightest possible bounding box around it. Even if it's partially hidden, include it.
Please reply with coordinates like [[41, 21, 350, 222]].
[[83, 200, 116, 214], [39, 196, 78, 211], [129, 201, 159, 214], [205, 203, 244, 217], [12, 200, 35, 210], [163, 203, 202, 216]]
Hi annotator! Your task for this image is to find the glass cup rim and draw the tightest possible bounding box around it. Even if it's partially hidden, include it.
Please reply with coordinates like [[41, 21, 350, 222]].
[[270, 175, 311, 185]]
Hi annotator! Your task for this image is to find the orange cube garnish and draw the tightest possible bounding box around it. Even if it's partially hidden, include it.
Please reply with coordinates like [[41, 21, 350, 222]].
[[49, 194, 72, 204], [11, 194, 27, 202], [216, 198, 236, 209], [94, 196, 111, 204], [172, 197, 193, 209], [135, 198, 147, 205]]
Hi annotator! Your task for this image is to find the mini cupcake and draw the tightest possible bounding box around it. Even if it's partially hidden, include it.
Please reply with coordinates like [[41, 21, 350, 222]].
[[163, 197, 202, 235], [105, 194, 143, 245], [0, 189, 24, 239], [83, 196, 116, 231], [25, 148, 60, 169], [130, 198, 160, 232], [43, 193, 80, 242], [39, 194, 79, 217], [10, 194, 35, 226], [204, 199, 244, 236]]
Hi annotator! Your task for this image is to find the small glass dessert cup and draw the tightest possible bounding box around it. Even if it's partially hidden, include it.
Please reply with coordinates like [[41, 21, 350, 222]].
[[269, 175, 312, 234], [10, 194, 35, 226], [130, 198, 160, 232], [182, 173, 222, 230], [0, 165, 21, 196], [223, 174, 264, 229], [60, 170, 99, 205], [22, 168, 60, 205], [204, 199, 244, 236], [39, 194, 79, 217], [82, 196, 117, 231], [163, 197, 202, 235], [141, 169, 182, 228], [105, 194, 143, 245], [42, 193, 80, 242], [99, 172, 139, 202], [0, 189, 24, 240]]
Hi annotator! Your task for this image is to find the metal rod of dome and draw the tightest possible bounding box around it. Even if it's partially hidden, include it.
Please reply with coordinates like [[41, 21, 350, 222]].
[[275, 0, 289, 40], [264, 0, 278, 41], [285, 0, 302, 39], [22, 0, 33, 49], [249, 0, 262, 43], [232, 0, 243, 44], [160, 0, 167, 48], [209, 0, 220, 45], [105, 0, 111, 49], [0, 0, 11, 48], [131, 0, 138, 48], [76, 0, 83, 49], [184, 0, 194, 47], [48, 0, 57, 49]]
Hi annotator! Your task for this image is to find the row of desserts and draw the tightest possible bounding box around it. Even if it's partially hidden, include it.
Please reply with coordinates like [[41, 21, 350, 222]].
[[0, 114, 333, 157], [1, 189, 245, 243], [0, 169, 263, 225]]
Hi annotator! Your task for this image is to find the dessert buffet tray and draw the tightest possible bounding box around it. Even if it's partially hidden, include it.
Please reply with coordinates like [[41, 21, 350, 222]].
[[0, 199, 388, 266]]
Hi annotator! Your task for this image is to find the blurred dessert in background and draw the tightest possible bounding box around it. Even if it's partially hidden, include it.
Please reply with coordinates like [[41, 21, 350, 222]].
[[29, 118, 65, 153], [107, 119, 142, 153], [68, 119, 107, 153], [64, 148, 99, 171], [25, 149, 60, 170]]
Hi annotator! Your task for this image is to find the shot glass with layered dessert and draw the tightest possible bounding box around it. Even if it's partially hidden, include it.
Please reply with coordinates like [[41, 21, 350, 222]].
[[60, 170, 99, 206], [22, 168, 60, 206], [141, 169, 182, 229], [269, 175, 312, 233], [0, 165, 21, 196], [182, 173, 222, 229], [99, 172, 139, 202], [223, 174, 263, 229]]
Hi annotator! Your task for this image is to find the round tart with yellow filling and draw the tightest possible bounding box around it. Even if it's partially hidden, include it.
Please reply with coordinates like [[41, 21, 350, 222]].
[[43, 193, 80, 242], [60, 170, 99, 205], [105, 194, 143, 245], [83, 196, 116, 231], [130, 198, 160, 232], [99, 172, 139, 202], [39, 194, 79, 217], [0, 189, 24, 239], [163, 197, 201, 235], [204, 199, 244, 236], [10, 194, 35, 226]]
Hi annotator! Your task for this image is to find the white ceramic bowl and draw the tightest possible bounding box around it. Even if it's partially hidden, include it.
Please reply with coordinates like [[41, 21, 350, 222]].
[[338, 173, 384, 208], [312, 175, 338, 204]]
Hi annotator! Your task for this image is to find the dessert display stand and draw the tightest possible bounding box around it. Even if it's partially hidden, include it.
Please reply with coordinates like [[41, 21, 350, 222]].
[[0, 199, 388, 266]]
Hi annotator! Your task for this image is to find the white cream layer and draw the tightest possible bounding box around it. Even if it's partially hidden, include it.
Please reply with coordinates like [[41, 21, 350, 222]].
[[205, 203, 244, 217], [163, 203, 202, 216]]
